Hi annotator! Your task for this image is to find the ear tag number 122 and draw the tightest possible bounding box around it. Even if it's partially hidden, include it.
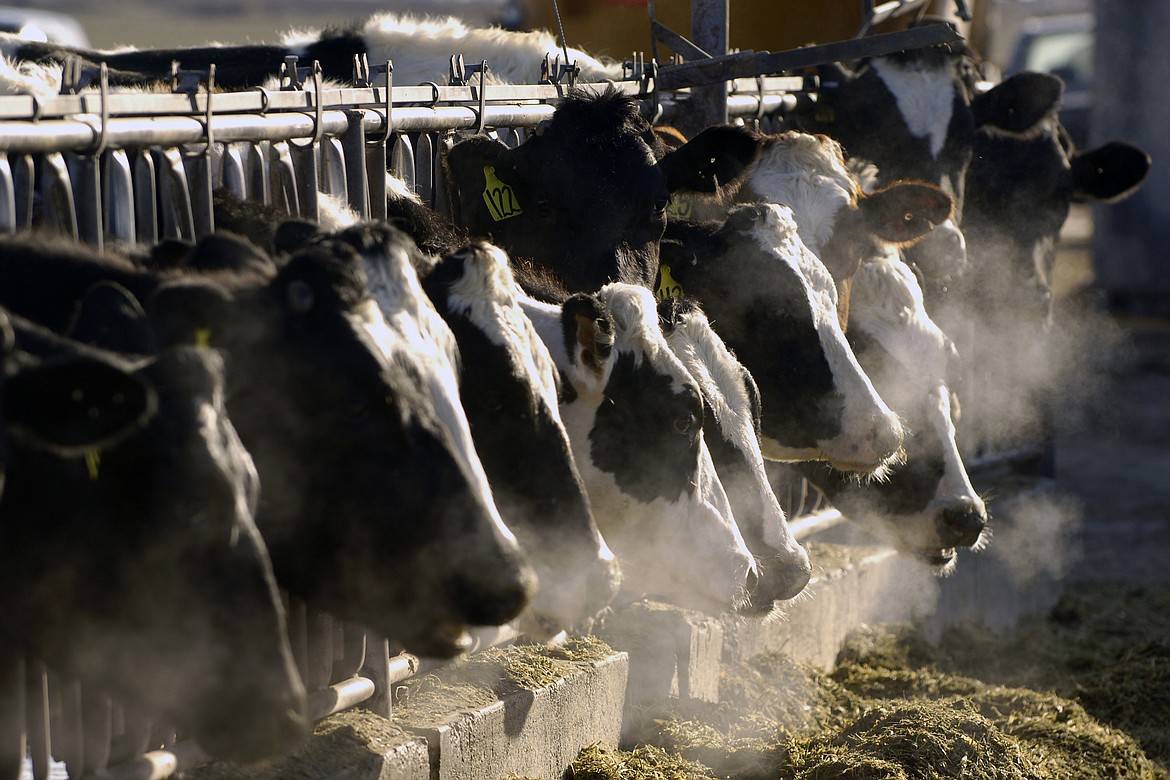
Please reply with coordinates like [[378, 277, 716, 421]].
[[483, 166, 523, 222]]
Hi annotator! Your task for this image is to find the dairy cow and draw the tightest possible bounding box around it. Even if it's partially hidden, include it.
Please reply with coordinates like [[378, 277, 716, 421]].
[[0, 232, 534, 659], [791, 39, 976, 284], [661, 203, 904, 475], [0, 308, 307, 762], [308, 222, 621, 638], [0, 12, 621, 96], [656, 296, 812, 608], [520, 283, 756, 614], [795, 249, 988, 570]]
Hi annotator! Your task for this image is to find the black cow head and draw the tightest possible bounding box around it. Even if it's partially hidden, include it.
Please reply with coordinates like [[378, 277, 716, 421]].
[[443, 86, 758, 294]]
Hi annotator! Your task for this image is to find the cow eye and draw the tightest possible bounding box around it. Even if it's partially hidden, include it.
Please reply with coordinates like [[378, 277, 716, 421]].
[[287, 279, 315, 313], [653, 193, 671, 214], [674, 411, 697, 435]]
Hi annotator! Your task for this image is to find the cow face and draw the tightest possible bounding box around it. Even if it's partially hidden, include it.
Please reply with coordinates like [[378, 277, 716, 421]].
[[417, 241, 622, 637], [795, 44, 976, 283], [444, 86, 761, 295], [150, 237, 535, 659], [962, 72, 1151, 326], [658, 296, 811, 610], [525, 285, 756, 614], [662, 203, 904, 476], [799, 252, 987, 571], [0, 318, 307, 762]]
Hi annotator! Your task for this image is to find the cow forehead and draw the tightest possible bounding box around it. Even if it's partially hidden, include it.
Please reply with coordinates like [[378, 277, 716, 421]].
[[743, 134, 858, 253], [869, 56, 959, 160], [444, 244, 562, 417], [741, 204, 838, 310], [598, 283, 696, 391]]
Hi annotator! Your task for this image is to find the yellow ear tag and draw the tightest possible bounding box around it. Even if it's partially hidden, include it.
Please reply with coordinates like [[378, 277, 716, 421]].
[[195, 328, 212, 348], [482, 165, 523, 222], [666, 194, 694, 219], [85, 450, 101, 482], [655, 264, 684, 303]]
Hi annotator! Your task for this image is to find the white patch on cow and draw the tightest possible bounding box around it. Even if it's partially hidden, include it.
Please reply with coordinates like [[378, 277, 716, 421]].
[[357, 243, 517, 547], [664, 305, 807, 564], [870, 56, 956, 159], [349, 13, 623, 86], [519, 294, 615, 400], [0, 53, 62, 101], [745, 204, 904, 471], [445, 243, 562, 421], [849, 250, 985, 537], [740, 132, 859, 254], [386, 172, 422, 205], [568, 283, 754, 614], [316, 192, 362, 232]]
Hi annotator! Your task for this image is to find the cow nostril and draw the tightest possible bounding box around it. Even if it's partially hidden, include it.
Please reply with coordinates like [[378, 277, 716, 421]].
[[939, 505, 987, 548]]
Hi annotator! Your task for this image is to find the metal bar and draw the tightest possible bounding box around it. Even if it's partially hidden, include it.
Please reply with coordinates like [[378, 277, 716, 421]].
[[307, 610, 335, 692], [11, 154, 32, 231], [102, 738, 208, 780], [0, 647, 24, 780], [132, 150, 158, 246], [104, 149, 136, 244], [650, 20, 711, 61], [26, 664, 49, 780], [157, 148, 194, 242], [788, 508, 847, 542], [342, 111, 370, 219], [657, 23, 963, 89], [0, 104, 566, 154], [248, 142, 271, 206], [220, 143, 247, 200], [291, 143, 320, 223], [41, 152, 79, 241], [414, 132, 435, 206], [269, 141, 300, 216], [687, 0, 729, 134], [0, 155, 15, 233], [390, 134, 416, 190], [187, 149, 215, 239], [67, 152, 103, 248], [358, 637, 394, 719], [307, 677, 377, 722], [321, 136, 348, 200]]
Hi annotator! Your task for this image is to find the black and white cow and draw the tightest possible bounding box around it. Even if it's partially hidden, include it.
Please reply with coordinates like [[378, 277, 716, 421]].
[[443, 86, 757, 294], [309, 222, 621, 638], [521, 283, 758, 615], [792, 40, 976, 284], [960, 71, 1150, 326], [793, 249, 988, 570], [0, 309, 308, 762], [661, 203, 905, 475], [657, 296, 812, 608], [0, 13, 621, 95], [0, 231, 535, 659]]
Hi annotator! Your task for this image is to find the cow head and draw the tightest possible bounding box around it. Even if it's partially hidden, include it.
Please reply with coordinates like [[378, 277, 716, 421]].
[[799, 251, 988, 571], [148, 235, 535, 658], [523, 285, 756, 615], [962, 71, 1150, 326], [658, 296, 812, 609], [443, 86, 759, 294], [418, 241, 622, 637], [1, 312, 308, 761], [793, 42, 976, 283], [661, 203, 905, 476]]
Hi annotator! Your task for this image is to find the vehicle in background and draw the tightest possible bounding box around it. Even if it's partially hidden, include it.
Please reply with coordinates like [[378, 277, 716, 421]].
[[0, 7, 90, 47], [1007, 12, 1093, 148]]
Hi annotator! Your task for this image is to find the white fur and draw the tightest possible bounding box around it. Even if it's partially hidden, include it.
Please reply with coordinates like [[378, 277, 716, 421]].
[[741, 132, 859, 254], [849, 249, 985, 544], [578, 284, 754, 613], [664, 303, 807, 565], [0, 52, 62, 101], [286, 13, 624, 87], [870, 56, 957, 159], [518, 293, 614, 400], [745, 204, 904, 469]]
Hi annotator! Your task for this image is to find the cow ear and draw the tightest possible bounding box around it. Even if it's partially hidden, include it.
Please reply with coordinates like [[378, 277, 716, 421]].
[[972, 71, 1063, 134], [66, 281, 156, 357], [1070, 141, 1151, 203], [183, 232, 275, 275], [562, 293, 613, 387], [442, 135, 521, 227], [274, 218, 324, 256], [659, 124, 761, 193], [4, 357, 157, 457], [147, 280, 234, 349], [859, 182, 954, 244]]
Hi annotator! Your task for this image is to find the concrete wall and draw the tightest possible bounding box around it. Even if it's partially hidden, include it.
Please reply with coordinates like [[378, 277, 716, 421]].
[[1092, 0, 1170, 313]]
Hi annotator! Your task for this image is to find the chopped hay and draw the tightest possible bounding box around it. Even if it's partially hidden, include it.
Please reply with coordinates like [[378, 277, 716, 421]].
[[392, 636, 615, 727], [565, 742, 719, 780]]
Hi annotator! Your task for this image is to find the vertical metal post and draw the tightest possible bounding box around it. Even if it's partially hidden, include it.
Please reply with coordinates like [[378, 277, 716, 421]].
[[0, 647, 24, 780], [342, 111, 370, 219], [688, 0, 729, 134]]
